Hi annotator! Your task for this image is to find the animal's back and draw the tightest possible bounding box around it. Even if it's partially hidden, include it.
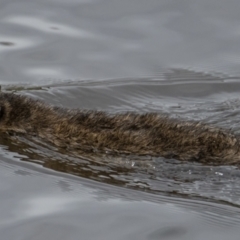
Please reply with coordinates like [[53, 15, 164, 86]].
[[0, 92, 239, 165]]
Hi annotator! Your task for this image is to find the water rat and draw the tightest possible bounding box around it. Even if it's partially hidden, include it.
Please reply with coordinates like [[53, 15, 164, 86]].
[[0, 92, 239, 165]]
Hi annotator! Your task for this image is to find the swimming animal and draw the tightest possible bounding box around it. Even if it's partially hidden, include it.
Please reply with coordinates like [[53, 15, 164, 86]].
[[0, 92, 239, 165]]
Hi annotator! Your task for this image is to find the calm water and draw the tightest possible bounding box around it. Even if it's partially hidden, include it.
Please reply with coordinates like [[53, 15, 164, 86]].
[[1, 0, 240, 239]]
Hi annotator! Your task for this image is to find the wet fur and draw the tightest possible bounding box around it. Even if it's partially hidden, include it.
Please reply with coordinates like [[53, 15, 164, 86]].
[[0, 92, 239, 165]]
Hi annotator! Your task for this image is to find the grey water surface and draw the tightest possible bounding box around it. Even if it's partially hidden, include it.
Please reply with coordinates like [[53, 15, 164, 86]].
[[1, 0, 240, 239]]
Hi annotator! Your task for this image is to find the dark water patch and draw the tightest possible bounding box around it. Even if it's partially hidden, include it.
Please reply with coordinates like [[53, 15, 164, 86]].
[[0, 41, 14, 46], [148, 226, 187, 240]]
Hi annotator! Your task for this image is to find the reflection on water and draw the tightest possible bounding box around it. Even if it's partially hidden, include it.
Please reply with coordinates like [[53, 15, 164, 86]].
[[1, 135, 240, 240], [1, 153, 240, 240], [1, 0, 240, 83]]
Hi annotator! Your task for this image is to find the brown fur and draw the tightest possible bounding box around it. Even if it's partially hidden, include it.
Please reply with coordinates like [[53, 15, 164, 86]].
[[0, 92, 239, 165]]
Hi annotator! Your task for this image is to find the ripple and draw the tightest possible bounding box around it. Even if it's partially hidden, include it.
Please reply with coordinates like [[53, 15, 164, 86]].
[[4, 16, 95, 38]]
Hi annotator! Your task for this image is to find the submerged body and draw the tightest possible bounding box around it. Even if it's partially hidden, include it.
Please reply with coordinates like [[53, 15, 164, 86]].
[[0, 92, 239, 165]]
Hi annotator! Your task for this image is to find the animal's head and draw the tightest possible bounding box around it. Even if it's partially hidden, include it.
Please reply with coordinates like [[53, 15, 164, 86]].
[[0, 93, 33, 131], [0, 93, 13, 124]]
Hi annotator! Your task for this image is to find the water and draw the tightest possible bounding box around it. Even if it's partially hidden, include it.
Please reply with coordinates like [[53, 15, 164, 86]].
[[2, 158, 240, 240], [1, 0, 240, 239]]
